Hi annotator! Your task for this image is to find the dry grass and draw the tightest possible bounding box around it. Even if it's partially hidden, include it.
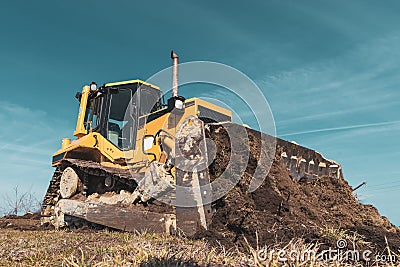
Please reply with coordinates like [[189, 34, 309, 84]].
[[320, 226, 371, 247], [1, 228, 399, 266], [243, 232, 400, 267], [0, 229, 250, 266]]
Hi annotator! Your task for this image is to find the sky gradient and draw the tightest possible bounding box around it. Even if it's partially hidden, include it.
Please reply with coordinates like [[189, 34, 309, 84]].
[[0, 1, 399, 223]]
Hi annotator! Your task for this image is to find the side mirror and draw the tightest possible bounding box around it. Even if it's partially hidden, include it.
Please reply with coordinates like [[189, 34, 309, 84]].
[[75, 92, 82, 102]]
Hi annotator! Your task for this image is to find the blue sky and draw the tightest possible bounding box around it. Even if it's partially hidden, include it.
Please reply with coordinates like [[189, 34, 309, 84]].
[[0, 1, 399, 223]]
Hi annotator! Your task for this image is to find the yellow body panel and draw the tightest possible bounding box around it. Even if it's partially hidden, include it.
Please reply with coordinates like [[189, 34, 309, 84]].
[[191, 98, 232, 118], [53, 84, 232, 170], [73, 86, 90, 138], [137, 98, 231, 164], [52, 132, 125, 166]]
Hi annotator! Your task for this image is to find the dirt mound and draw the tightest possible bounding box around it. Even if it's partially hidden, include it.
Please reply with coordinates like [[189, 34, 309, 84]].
[[0, 212, 42, 231], [201, 124, 400, 252]]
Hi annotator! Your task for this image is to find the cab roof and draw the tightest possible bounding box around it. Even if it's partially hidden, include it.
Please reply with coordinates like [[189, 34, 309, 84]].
[[105, 79, 160, 90]]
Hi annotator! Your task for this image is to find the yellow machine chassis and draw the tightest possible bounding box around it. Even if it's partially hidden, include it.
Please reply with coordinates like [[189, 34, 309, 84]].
[[52, 91, 232, 170]]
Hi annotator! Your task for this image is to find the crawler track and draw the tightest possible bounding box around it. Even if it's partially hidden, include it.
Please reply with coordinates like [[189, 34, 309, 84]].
[[42, 168, 62, 213], [41, 159, 147, 226]]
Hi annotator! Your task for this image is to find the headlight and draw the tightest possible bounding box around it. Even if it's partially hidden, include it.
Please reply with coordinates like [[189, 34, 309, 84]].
[[167, 96, 186, 112], [175, 99, 184, 109], [143, 136, 155, 151], [90, 82, 97, 91]]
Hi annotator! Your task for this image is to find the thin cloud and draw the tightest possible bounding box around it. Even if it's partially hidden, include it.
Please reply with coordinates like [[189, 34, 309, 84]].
[[277, 99, 399, 127], [0, 101, 71, 197], [279, 120, 400, 137], [0, 143, 53, 157]]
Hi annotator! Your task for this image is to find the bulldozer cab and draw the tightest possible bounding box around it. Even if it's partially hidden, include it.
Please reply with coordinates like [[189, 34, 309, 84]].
[[53, 76, 231, 168], [83, 81, 163, 151]]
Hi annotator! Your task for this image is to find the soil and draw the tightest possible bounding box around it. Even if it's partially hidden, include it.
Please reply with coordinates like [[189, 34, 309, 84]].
[[0, 212, 43, 231], [199, 123, 400, 253], [1, 123, 399, 254]]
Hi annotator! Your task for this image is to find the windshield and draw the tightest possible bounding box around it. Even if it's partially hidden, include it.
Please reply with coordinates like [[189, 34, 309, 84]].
[[107, 89, 136, 150]]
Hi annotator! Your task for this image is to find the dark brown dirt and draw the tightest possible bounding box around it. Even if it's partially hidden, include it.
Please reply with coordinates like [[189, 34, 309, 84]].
[[200, 123, 400, 253], [0, 212, 43, 231]]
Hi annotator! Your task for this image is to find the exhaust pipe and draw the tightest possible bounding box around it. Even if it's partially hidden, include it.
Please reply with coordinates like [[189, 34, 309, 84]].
[[171, 51, 179, 97]]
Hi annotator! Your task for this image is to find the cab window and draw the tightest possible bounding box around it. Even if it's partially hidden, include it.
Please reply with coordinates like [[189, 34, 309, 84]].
[[107, 89, 136, 150], [139, 86, 162, 116], [84, 97, 101, 131]]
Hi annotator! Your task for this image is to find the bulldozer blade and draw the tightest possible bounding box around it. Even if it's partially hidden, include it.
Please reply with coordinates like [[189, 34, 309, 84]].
[[175, 116, 213, 236], [56, 199, 176, 234]]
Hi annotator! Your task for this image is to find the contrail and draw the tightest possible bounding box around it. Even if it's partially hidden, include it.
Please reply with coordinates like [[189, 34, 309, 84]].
[[279, 120, 400, 137]]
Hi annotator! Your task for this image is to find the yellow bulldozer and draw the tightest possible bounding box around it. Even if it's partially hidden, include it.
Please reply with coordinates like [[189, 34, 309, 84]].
[[42, 51, 343, 236], [41, 52, 233, 236]]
